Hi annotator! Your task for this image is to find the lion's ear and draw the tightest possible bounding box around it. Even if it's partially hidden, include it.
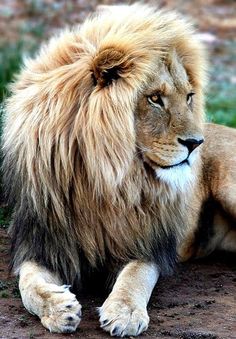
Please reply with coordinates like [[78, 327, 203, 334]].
[[92, 47, 133, 87]]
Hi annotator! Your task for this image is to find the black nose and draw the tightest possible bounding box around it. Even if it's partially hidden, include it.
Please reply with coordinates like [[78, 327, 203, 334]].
[[178, 137, 204, 154]]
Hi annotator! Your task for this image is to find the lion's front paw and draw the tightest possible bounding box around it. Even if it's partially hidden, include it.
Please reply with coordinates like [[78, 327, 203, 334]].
[[40, 285, 82, 333], [98, 296, 149, 337]]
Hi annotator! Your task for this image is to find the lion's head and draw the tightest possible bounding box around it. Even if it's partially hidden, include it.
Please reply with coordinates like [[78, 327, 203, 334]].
[[135, 48, 206, 191]]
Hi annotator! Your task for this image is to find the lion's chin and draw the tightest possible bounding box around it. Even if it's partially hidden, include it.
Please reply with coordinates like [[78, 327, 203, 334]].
[[143, 152, 191, 171], [143, 152, 198, 192], [155, 162, 195, 192]]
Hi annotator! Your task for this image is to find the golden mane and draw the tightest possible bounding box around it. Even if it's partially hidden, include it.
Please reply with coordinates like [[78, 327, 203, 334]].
[[2, 4, 206, 283]]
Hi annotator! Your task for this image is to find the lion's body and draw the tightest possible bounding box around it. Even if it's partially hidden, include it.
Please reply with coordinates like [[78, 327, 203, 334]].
[[2, 4, 236, 336], [179, 123, 236, 261]]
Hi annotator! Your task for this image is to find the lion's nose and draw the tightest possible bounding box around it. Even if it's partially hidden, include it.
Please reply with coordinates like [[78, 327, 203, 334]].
[[178, 137, 204, 154]]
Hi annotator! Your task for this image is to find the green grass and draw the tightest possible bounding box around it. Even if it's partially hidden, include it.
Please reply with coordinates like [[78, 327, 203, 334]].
[[207, 84, 236, 127], [0, 42, 27, 228], [0, 41, 24, 102], [206, 41, 236, 128], [0, 291, 9, 298], [0, 207, 11, 228], [207, 58, 236, 128], [0, 280, 8, 290]]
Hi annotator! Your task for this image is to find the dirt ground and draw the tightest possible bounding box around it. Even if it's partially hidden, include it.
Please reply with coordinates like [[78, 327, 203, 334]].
[[1, 227, 236, 339]]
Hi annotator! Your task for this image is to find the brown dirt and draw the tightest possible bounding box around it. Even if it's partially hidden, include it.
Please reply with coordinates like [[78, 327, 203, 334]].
[[1, 227, 236, 339]]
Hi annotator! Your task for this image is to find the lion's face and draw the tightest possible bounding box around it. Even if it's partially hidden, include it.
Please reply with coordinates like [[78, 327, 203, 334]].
[[135, 54, 204, 188]]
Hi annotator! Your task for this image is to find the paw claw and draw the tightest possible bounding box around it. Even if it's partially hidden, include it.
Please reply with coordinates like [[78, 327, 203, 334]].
[[40, 284, 82, 333], [101, 319, 110, 327], [76, 310, 82, 318], [62, 325, 76, 334], [99, 298, 149, 337]]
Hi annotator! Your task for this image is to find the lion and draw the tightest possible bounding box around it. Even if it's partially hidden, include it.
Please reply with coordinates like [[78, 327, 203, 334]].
[[2, 3, 236, 337]]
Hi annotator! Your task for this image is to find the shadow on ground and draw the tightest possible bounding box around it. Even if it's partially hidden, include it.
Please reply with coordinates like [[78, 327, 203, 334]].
[[1, 228, 236, 339]]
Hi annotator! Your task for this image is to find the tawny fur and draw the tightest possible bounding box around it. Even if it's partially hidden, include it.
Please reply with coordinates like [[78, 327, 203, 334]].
[[2, 4, 206, 283]]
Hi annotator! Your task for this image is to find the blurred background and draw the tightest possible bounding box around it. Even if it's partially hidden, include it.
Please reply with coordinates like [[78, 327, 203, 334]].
[[0, 0, 236, 126]]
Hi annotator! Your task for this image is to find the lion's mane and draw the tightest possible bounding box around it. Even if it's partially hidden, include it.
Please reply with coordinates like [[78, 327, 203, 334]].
[[2, 4, 206, 284]]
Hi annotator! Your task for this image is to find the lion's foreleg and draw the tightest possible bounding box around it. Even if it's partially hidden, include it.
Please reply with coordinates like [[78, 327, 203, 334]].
[[99, 260, 159, 337], [18, 261, 82, 333]]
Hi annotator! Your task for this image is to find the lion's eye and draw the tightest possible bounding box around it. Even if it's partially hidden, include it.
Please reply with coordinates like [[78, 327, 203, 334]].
[[187, 92, 195, 105], [147, 94, 164, 108]]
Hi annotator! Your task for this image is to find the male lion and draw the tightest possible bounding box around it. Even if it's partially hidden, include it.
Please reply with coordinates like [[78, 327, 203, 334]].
[[2, 3, 236, 337]]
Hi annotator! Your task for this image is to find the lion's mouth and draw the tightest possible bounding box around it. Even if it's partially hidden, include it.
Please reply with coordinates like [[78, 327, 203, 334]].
[[159, 158, 190, 169], [143, 155, 190, 170]]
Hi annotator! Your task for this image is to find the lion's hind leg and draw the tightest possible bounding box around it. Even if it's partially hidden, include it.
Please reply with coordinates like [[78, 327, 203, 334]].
[[99, 261, 159, 337], [19, 261, 82, 333], [217, 229, 236, 252]]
